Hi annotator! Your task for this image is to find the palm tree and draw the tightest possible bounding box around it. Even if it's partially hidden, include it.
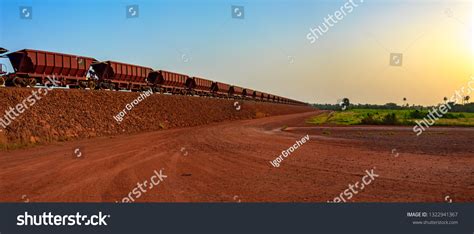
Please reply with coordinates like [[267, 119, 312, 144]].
[[443, 97, 448, 104], [465, 96, 470, 104], [403, 97, 408, 107]]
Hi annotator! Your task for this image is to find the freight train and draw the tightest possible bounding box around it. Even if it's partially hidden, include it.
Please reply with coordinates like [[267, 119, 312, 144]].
[[0, 48, 306, 105]]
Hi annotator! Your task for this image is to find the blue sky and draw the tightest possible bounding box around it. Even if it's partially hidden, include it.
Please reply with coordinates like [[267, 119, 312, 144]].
[[0, 0, 472, 104]]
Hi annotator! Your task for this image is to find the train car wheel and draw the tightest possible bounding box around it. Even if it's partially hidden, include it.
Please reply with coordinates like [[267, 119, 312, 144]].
[[99, 82, 107, 90], [12, 77, 24, 87], [28, 78, 37, 87], [78, 81, 87, 89], [88, 81, 97, 90]]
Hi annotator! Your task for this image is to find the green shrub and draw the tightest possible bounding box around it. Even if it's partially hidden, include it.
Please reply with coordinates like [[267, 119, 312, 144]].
[[442, 113, 465, 119], [361, 113, 399, 125], [409, 110, 426, 119], [361, 113, 379, 125], [382, 113, 398, 125]]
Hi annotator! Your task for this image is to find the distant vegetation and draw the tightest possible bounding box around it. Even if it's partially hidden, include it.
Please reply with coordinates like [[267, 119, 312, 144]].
[[309, 97, 474, 126], [308, 109, 474, 127], [309, 99, 474, 127], [312, 102, 474, 113]]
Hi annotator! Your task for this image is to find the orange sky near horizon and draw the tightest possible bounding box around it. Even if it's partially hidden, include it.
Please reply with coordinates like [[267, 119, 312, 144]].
[[293, 0, 474, 106]]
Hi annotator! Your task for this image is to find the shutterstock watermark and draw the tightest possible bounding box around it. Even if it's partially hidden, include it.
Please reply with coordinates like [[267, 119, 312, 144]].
[[307, 0, 364, 44], [327, 167, 378, 203], [19, 6, 32, 19], [126, 5, 139, 18], [413, 76, 474, 136], [270, 134, 310, 168], [17, 212, 110, 226], [234, 101, 241, 111], [113, 89, 153, 123], [116, 169, 167, 203], [0, 76, 59, 130]]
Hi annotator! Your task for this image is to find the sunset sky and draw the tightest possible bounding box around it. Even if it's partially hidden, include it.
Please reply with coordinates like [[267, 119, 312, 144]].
[[0, 0, 472, 105]]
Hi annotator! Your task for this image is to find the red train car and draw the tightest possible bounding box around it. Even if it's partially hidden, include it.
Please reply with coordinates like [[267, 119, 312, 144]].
[[254, 91, 264, 101], [4, 49, 96, 88], [91, 61, 152, 91], [268, 94, 275, 102], [211, 82, 231, 97], [261, 93, 271, 102], [192, 77, 214, 96], [147, 70, 194, 94], [229, 86, 244, 98], [0, 48, 305, 106], [274, 95, 280, 103], [242, 88, 254, 99]]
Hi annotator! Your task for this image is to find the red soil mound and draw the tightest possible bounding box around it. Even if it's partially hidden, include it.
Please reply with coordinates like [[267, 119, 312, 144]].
[[0, 88, 312, 148]]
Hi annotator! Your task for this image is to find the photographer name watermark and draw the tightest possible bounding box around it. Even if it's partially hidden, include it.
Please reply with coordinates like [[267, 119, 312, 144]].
[[270, 134, 310, 168], [113, 89, 153, 123]]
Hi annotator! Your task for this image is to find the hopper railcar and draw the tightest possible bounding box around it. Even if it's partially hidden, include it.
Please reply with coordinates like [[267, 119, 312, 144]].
[[0, 48, 307, 106]]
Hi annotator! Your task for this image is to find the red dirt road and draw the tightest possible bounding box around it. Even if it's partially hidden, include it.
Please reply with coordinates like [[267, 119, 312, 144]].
[[0, 111, 473, 202]]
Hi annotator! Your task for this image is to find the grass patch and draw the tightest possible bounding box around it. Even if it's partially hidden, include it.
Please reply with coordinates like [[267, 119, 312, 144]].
[[307, 109, 474, 127], [307, 111, 361, 125]]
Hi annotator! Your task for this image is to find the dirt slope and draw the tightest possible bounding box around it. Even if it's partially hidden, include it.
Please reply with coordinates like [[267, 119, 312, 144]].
[[0, 88, 312, 148]]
